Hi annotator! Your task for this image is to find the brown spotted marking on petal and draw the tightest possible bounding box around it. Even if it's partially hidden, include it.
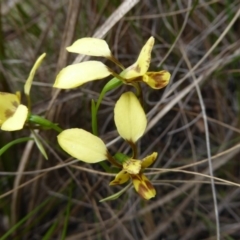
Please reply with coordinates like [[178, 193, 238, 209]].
[[149, 71, 169, 89], [144, 178, 155, 191], [109, 180, 121, 185], [5, 109, 15, 118], [124, 76, 142, 84], [109, 171, 129, 185], [135, 64, 141, 73], [138, 182, 149, 199], [4, 101, 18, 119], [131, 174, 156, 199], [12, 101, 18, 108]]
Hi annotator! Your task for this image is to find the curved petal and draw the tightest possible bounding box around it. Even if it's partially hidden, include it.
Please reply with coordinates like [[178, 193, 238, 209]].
[[109, 170, 130, 185], [123, 159, 141, 175], [53, 61, 111, 89], [143, 71, 171, 89], [24, 53, 46, 96], [141, 152, 158, 169], [0, 92, 20, 126], [1, 104, 28, 131], [66, 38, 112, 57], [121, 36, 154, 80], [57, 128, 107, 163], [114, 92, 147, 142], [131, 173, 156, 200]]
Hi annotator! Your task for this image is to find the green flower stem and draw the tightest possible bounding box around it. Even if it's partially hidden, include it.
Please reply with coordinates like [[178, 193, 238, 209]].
[[91, 100, 98, 136], [28, 114, 63, 133], [91, 77, 123, 135]]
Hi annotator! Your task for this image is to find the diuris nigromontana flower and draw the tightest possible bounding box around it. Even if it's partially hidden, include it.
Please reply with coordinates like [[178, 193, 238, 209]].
[[0, 53, 46, 131], [57, 92, 157, 200], [53, 37, 170, 90]]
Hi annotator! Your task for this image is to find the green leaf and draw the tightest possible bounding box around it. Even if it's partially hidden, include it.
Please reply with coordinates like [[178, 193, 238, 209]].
[[0, 198, 50, 240], [61, 184, 72, 240], [0, 137, 33, 156], [31, 130, 48, 160], [99, 183, 131, 202]]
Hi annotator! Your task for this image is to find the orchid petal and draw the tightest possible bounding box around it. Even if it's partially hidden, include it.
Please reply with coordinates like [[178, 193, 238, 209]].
[[66, 38, 112, 57], [141, 152, 158, 169], [24, 53, 46, 96], [109, 170, 130, 185], [132, 173, 156, 200], [1, 104, 28, 131], [121, 36, 154, 80], [143, 71, 171, 89], [57, 128, 107, 163], [53, 61, 111, 89], [114, 92, 147, 142]]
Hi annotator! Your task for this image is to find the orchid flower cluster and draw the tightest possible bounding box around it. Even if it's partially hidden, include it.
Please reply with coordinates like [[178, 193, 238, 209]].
[[0, 36, 171, 201]]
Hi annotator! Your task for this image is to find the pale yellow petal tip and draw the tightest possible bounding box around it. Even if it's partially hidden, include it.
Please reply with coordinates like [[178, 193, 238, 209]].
[[24, 53, 46, 96], [147, 36, 155, 45], [141, 152, 158, 169], [66, 37, 111, 57], [109, 180, 117, 186], [141, 187, 156, 200], [39, 53, 46, 58], [1, 104, 28, 131]]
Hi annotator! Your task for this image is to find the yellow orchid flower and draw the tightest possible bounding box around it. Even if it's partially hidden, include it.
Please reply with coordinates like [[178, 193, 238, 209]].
[[57, 92, 157, 200], [110, 152, 157, 200], [53, 37, 170, 89], [0, 53, 46, 131]]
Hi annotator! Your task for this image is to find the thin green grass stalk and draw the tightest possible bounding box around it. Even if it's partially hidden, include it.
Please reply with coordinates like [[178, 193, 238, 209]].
[[18, 203, 57, 239], [42, 220, 59, 240], [60, 184, 72, 240], [0, 198, 50, 240], [15, 4, 41, 37]]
